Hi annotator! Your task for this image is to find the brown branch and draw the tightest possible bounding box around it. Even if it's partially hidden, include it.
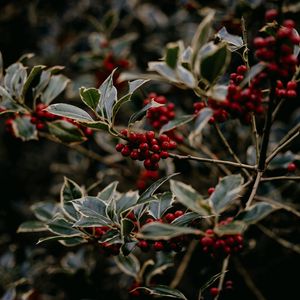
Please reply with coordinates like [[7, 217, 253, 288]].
[[214, 255, 230, 300], [245, 171, 263, 209]]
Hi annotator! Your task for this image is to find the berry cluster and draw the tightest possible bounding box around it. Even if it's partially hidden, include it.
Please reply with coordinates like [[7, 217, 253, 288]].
[[30, 103, 59, 130], [102, 52, 130, 72], [144, 93, 184, 144], [200, 219, 243, 258], [254, 13, 299, 79], [136, 169, 160, 190], [115, 129, 177, 171], [135, 210, 196, 253], [194, 65, 264, 124], [275, 80, 298, 99]]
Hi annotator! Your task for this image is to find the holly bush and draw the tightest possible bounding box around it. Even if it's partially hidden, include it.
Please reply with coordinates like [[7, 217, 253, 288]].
[[1, 1, 300, 300]]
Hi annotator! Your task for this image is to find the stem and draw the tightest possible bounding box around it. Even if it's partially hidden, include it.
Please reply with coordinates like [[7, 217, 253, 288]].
[[258, 78, 277, 171], [214, 255, 230, 300], [258, 224, 300, 255], [266, 130, 300, 165], [241, 17, 250, 69], [261, 176, 300, 182], [233, 258, 267, 300], [214, 123, 251, 178], [245, 171, 263, 209], [251, 114, 260, 164], [170, 240, 197, 288], [169, 152, 256, 170]]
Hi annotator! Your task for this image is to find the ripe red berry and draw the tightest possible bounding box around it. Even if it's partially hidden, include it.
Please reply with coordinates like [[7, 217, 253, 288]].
[[121, 146, 131, 156], [115, 143, 124, 152], [153, 241, 164, 251], [165, 213, 175, 223], [210, 287, 219, 297], [160, 151, 169, 159], [265, 9, 278, 22], [287, 162, 297, 172], [130, 150, 139, 160], [146, 131, 155, 140], [253, 37, 266, 48], [287, 81, 297, 90], [286, 90, 297, 98], [237, 65, 247, 75], [151, 144, 160, 152], [138, 240, 149, 250], [200, 236, 214, 247], [207, 187, 215, 195], [150, 153, 160, 162], [139, 143, 149, 151], [168, 141, 177, 150], [283, 19, 295, 28], [120, 129, 128, 136], [174, 210, 184, 218]]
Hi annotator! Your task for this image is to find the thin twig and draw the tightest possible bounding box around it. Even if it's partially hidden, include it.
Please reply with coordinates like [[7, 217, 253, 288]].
[[251, 114, 260, 164], [170, 240, 197, 288], [255, 195, 300, 218], [169, 152, 256, 170], [261, 176, 300, 182], [214, 124, 252, 178], [245, 171, 263, 209], [214, 256, 230, 300], [257, 224, 300, 255], [241, 17, 250, 69], [272, 98, 285, 122], [233, 257, 267, 300], [266, 130, 300, 165]]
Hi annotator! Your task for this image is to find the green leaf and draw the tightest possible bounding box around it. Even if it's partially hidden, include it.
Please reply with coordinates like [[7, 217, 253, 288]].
[[31, 201, 59, 222], [121, 241, 138, 256], [149, 192, 175, 219], [214, 221, 246, 236], [237, 202, 275, 224], [170, 180, 209, 216], [37, 235, 83, 245], [48, 120, 87, 144], [115, 254, 140, 278], [40, 74, 70, 105], [216, 27, 244, 51], [60, 177, 83, 221], [72, 197, 108, 219], [46, 103, 94, 122], [148, 62, 178, 82], [160, 115, 195, 134], [209, 174, 244, 214], [165, 41, 183, 69], [188, 107, 213, 146], [135, 285, 187, 300], [171, 212, 201, 226], [128, 100, 163, 126], [121, 218, 135, 238], [22, 65, 46, 97], [191, 11, 215, 66], [47, 218, 81, 236], [59, 236, 86, 247], [138, 222, 200, 240], [98, 70, 118, 121], [240, 63, 265, 88], [103, 10, 119, 34], [97, 181, 119, 202], [176, 65, 196, 88], [17, 221, 47, 233], [207, 85, 228, 101], [33, 70, 51, 100], [73, 216, 111, 227], [12, 116, 38, 141], [79, 87, 100, 111], [200, 42, 231, 84], [79, 120, 110, 131], [138, 173, 179, 205], [116, 191, 139, 214]]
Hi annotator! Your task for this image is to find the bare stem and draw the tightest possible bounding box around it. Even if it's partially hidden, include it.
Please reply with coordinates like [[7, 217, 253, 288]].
[[251, 114, 260, 164], [266, 130, 300, 165], [170, 240, 197, 288], [261, 176, 300, 182], [169, 152, 256, 170], [258, 224, 300, 255], [214, 123, 251, 178], [214, 255, 230, 300], [245, 171, 263, 209]]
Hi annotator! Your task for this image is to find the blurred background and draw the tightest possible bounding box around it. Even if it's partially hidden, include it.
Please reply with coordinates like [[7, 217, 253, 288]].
[[1, 1, 300, 299]]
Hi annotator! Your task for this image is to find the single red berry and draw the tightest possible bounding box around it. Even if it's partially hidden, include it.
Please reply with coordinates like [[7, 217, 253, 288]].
[[153, 241, 164, 251], [120, 129, 128, 136], [200, 236, 214, 247], [146, 131, 155, 140], [253, 37, 266, 48], [121, 146, 131, 156], [115, 143, 124, 152], [138, 240, 149, 250], [265, 9, 278, 22], [139, 143, 149, 151], [205, 229, 214, 235], [287, 162, 297, 172], [150, 153, 160, 162], [208, 187, 215, 195], [286, 90, 297, 98], [165, 213, 175, 223], [168, 141, 177, 150], [36, 122, 45, 130], [160, 151, 169, 159], [283, 19, 295, 28], [174, 210, 184, 218], [130, 150, 139, 160], [129, 132, 138, 142], [237, 65, 247, 75], [210, 287, 219, 297], [151, 144, 160, 152], [287, 81, 297, 90]]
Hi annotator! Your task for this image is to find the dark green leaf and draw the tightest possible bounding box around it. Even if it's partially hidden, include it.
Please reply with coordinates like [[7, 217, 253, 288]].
[[31, 201, 59, 222], [214, 221, 246, 235], [160, 115, 195, 134], [138, 222, 200, 240], [149, 192, 175, 219], [171, 212, 201, 226], [209, 174, 244, 214], [115, 254, 140, 277], [97, 181, 119, 202], [72, 197, 108, 219], [59, 236, 86, 247], [22, 65, 45, 97], [73, 216, 111, 227], [176, 65, 196, 88], [148, 62, 178, 82], [46, 103, 93, 122], [48, 120, 87, 144], [216, 27, 243, 51], [79, 87, 100, 111], [116, 191, 139, 214], [200, 42, 231, 84], [17, 221, 47, 233], [237, 202, 275, 224], [170, 180, 209, 216], [165, 41, 183, 69], [47, 218, 81, 236], [138, 173, 179, 205], [12, 116, 38, 141]]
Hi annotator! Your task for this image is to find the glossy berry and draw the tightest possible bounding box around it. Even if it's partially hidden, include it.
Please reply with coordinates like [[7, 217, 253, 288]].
[[265, 9, 278, 22], [287, 162, 297, 172], [210, 287, 219, 297], [153, 241, 164, 251], [208, 187, 215, 195]]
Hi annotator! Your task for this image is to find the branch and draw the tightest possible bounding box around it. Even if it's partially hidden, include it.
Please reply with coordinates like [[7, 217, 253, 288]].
[[169, 152, 256, 170], [170, 240, 197, 288], [214, 123, 251, 178], [245, 171, 263, 209], [261, 176, 300, 182], [214, 255, 230, 300]]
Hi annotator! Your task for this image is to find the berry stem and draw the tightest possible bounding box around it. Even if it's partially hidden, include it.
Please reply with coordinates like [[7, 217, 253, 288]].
[[214, 255, 230, 300], [170, 240, 197, 289], [169, 152, 256, 170]]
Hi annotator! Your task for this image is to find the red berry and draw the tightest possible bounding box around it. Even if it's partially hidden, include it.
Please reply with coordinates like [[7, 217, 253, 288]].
[[165, 213, 175, 223], [210, 287, 219, 297], [129, 132, 138, 142], [253, 37, 266, 48], [115, 143, 124, 152], [153, 241, 164, 251], [160, 151, 169, 159], [237, 65, 247, 75], [130, 150, 139, 160], [121, 146, 131, 156], [200, 236, 214, 247], [168, 141, 177, 150], [139, 143, 149, 151], [287, 162, 297, 172], [208, 187, 215, 195], [120, 129, 128, 136], [283, 19, 295, 28], [287, 81, 297, 90], [174, 210, 184, 218], [36, 122, 45, 130], [151, 144, 160, 152], [138, 240, 149, 250], [146, 131, 155, 140], [265, 9, 278, 22], [150, 153, 160, 162], [286, 90, 297, 98]]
